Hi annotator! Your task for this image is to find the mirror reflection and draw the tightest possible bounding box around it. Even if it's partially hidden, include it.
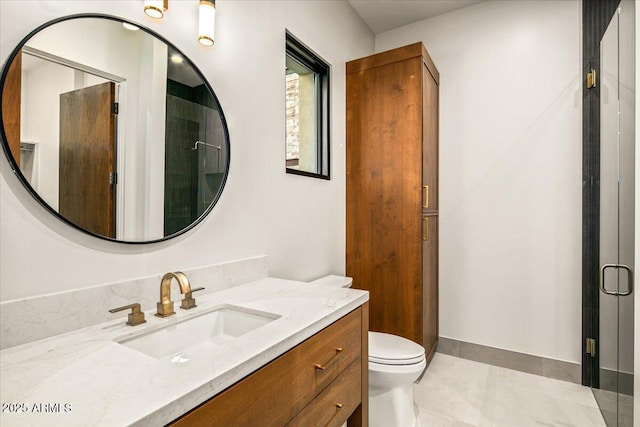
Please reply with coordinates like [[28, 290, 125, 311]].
[[1, 16, 229, 242]]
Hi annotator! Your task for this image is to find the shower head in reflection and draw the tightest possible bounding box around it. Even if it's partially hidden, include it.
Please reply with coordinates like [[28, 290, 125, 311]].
[[191, 141, 222, 150]]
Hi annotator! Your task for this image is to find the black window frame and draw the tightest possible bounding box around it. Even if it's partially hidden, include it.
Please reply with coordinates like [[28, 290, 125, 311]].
[[285, 31, 331, 180]]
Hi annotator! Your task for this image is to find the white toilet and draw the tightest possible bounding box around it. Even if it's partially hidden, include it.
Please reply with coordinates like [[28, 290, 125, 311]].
[[309, 275, 427, 427], [368, 331, 426, 427]]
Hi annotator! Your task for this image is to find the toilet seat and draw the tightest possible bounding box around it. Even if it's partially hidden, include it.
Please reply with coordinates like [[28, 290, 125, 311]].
[[369, 331, 426, 366]]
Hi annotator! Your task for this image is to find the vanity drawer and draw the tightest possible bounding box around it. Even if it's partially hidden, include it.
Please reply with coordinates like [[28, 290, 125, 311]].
[[168, 307, 362, 426], [287, 358, 361, 427]]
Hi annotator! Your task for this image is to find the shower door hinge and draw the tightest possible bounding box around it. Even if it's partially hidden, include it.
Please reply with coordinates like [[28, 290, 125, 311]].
[[586, 338, 596, 357], [586, 69, 597, 89], [112, 102, 119, 114]]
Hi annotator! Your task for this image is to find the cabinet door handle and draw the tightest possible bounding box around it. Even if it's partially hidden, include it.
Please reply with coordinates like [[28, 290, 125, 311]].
[[423, 217, 429, 241], [314, 348, 344, 371], [423, 185, 429, 209], [318, 403, 343, 427]]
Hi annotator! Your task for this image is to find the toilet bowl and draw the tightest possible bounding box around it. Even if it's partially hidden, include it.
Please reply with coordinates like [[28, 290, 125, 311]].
[[309, 275, 426, 427], [368, 331, 426, 427]]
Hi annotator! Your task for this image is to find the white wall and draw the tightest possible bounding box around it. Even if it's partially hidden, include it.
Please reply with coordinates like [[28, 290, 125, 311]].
[[21, 58, 73, 209], [376, 0, 582, 363], [634, 0, 639, 423], [138, 35, 167, 240], [0, 0, 373, 301]]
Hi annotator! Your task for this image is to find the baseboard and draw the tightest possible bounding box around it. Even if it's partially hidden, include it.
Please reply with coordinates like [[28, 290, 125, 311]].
[[599, 368, 634, 396], [437, 337, 582, 384]]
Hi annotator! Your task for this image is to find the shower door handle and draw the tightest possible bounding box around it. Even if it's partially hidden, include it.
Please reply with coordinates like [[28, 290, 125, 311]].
[[599, 264, 634, 296]]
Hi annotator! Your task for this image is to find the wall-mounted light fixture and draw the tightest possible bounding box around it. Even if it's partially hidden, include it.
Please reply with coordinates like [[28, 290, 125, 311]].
[[144, 0, 168, 19], [198, 0, 216, 46]]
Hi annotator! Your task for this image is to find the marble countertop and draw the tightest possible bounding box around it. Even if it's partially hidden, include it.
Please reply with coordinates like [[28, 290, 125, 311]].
[[0, 278, 368, 426]]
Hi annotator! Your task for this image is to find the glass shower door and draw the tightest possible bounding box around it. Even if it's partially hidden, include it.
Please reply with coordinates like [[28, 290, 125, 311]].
[[596, 1, 635, 426]]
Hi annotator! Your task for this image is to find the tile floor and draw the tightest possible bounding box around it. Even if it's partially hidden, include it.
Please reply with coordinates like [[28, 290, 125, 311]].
[[592, 388, 633, 427], [414, 353, 607, 427]]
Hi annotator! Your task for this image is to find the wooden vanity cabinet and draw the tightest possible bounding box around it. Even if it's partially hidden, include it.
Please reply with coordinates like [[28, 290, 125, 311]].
[[346, 42, 439, 361], [167, 303, 369, 427]]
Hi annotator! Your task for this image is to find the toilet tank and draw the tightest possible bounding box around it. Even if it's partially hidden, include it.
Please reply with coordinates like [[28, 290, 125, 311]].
[[308, 275, 353, 288]]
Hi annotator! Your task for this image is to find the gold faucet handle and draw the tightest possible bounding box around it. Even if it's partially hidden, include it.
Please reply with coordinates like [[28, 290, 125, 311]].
[[181, 287, 205, 310], [109, 303, 147, 326]]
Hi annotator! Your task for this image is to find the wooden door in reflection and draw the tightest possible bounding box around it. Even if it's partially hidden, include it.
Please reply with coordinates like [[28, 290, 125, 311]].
[[59, 81, 115, 238]]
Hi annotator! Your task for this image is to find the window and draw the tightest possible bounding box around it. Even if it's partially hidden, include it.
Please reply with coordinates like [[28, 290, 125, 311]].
[[285, 31, 330, 179]]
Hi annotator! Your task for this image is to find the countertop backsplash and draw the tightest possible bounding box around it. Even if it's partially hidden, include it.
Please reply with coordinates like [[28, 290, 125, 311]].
[[0, 255, 268, 349]]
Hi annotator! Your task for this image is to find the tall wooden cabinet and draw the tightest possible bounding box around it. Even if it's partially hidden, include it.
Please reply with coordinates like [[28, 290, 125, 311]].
[[346, 42, 439, 361]]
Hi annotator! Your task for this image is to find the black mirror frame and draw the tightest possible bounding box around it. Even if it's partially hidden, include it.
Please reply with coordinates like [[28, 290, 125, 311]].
[[0, 13, 231, 244]]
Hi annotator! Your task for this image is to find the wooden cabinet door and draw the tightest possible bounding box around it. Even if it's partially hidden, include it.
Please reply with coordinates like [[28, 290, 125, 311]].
[[422, 63, 439, 213], [346, 55, 423, 345], [422, 214, 439, 360]]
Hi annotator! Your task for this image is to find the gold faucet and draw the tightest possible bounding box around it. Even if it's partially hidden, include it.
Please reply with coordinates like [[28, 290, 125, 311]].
[[156, 272, 192, 317]]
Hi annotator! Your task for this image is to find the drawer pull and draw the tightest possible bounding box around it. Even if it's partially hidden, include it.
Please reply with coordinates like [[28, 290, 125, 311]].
[[317, 403, 343, 427], [314, 348, 344, 371]]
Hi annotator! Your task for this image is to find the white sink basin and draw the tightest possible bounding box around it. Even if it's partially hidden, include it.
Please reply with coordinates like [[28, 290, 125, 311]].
[[118, 304, 280, 360]]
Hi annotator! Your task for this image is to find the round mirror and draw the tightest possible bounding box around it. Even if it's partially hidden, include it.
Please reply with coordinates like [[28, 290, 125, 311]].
[[0, 15, 230, 243]]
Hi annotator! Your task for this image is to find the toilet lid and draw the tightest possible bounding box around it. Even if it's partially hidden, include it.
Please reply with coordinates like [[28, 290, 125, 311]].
[[368, 331, 425, 365]]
